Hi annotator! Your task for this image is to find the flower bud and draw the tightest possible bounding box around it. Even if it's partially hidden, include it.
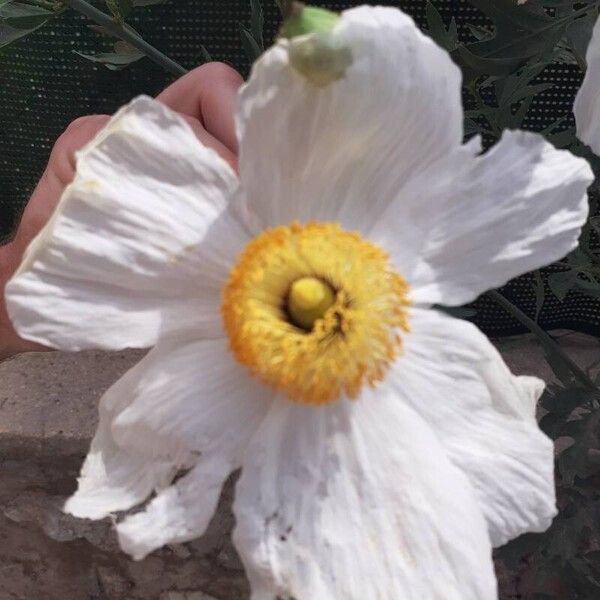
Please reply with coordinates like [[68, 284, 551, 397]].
[[280, 4, 339, 39], [281, 3, 352, 87]]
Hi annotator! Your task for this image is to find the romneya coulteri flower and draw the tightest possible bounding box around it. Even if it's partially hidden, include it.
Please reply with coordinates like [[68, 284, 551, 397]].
[[575, 15, 600, 154], [5, 5, 594, 599]]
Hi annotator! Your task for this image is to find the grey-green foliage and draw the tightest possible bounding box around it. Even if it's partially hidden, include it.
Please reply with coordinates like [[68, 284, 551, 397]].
[[425, 2, 458, 52], [0, 0, 55, 50], [1, 0, 263, 69], [240, 0, 264, 62], [0, 0, 170, 68], [104, 0, 165, 23], [427, 0, 600, 311], [74, 40, 144, 70], [426, 2, 600, 597], [106, 0, 134, 23], [459, 0, 569, 76]]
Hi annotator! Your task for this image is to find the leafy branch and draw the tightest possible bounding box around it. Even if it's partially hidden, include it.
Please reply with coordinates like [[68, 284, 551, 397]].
[[0, 0, 187, 75], [66, 0, 186, 75], [425, 3, 600, 594], [459, 0, 600, 79]]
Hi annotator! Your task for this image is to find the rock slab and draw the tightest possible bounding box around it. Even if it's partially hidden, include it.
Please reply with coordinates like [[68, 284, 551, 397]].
[[1, 332, 598, 599]]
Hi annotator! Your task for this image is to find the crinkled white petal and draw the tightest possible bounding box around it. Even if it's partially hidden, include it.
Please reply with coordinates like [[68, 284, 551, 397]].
[[118, 454, 232, 561], [574, 17, 600, 154], [236, 5, 463, 233], [110, 338, 272, 463], [64, 417, 177, 521], [389, 308, 556, 547], [66, 337, 271, 531], [233, 394, 497, 600], [6, 96, 248, 351], [64, 349, 182, 520], [371, 130, 593, 306]]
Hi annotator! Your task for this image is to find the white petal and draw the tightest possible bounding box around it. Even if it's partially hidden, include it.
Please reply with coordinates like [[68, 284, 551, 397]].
[[236, 5, 463, 231], [66, 337, 270, 528], [6, 96, 246, 351], [372, 130, 593, 306], [233, 395, 497, 600], [64, 352, 181, 520], [574, 17, 600, 154], [111, 338, 272, 462], [117, 454, 231, 561], [389, 308, 556, 547], [64, 418, 177, 521]]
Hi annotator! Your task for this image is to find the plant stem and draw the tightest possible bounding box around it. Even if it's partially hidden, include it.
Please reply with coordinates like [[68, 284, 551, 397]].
[[488, 289, 597, 391], [22, 0, 56, 10], [65, 0, 187, 76]]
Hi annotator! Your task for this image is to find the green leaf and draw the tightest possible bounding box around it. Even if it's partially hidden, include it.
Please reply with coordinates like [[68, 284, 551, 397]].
[[0, 21, 35, 47], [496, 531, 546, 569], [240, 25, 262, 61], [466, 23, 493, 42], [548, 270, 578, 301], [425, 3, 447, 42], [74, 41, 144, 70], [0, 2, 52, 30], [566, 10, 598, 68], [542, 386, 591, 416], [106, 0, 133, 23], [196, 43, 212, 64], [546, 125, 577, 148], [425, 2, 458, 52], [461, 0, 570, 76], [249, 0, 263, 50], [532, 270, 545, 321], [463, 117, 483, 136], [558, 442, 589, 485], [0, 7, 51, 49], [435, 305, 477, 319], [575, 284, 600, 299], [546, 515, 588, 561], [539, 410, 568, 437]]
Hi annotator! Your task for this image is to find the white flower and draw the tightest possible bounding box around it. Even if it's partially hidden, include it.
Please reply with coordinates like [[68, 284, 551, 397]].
[[6, 6, 594, 599], [575, 15, 600, 154]]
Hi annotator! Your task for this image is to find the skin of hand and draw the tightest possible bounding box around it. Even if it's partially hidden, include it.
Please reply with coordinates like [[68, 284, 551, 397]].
[[0, 62, 243, 360]]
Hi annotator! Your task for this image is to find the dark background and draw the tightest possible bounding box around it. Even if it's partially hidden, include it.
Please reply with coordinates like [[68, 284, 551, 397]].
[[0, 0, 598, 336]]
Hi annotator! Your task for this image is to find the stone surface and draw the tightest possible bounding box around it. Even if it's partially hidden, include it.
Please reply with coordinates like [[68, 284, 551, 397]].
[[0, 350, 248, 600], [0, 331, 598, 599]]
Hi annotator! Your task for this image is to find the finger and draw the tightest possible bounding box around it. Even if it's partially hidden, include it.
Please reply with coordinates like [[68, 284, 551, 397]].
[[157, 62, 243, 153], [0, 238, 49, 356], [179, 114, 237, 171], [49, 115, 112, 186], [15, 115, 110, 249]]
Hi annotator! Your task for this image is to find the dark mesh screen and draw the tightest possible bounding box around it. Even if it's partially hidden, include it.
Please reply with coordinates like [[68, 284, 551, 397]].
[[1, 0, 598, 336]]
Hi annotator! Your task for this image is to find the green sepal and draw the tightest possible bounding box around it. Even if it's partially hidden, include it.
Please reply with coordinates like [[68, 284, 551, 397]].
[[280, 4, 339, 40]]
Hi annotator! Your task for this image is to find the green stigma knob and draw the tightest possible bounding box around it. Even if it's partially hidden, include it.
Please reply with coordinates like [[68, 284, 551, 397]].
[[288, 276, 335, 330]]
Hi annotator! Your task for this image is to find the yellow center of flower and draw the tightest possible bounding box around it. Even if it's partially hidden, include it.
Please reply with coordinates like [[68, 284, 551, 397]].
[[288, 276, 335, 330], [221, 222, 410, 405]]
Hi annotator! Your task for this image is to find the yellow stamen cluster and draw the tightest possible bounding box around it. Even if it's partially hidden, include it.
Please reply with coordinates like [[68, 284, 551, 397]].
[[221, 222, 410, 405]]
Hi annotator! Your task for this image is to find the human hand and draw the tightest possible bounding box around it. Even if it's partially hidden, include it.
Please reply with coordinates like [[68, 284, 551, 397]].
[[0, 62, 243, 360]]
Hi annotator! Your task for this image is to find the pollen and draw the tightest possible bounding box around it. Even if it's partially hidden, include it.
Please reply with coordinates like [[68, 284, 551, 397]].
[[221, 222, 410, 405]]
